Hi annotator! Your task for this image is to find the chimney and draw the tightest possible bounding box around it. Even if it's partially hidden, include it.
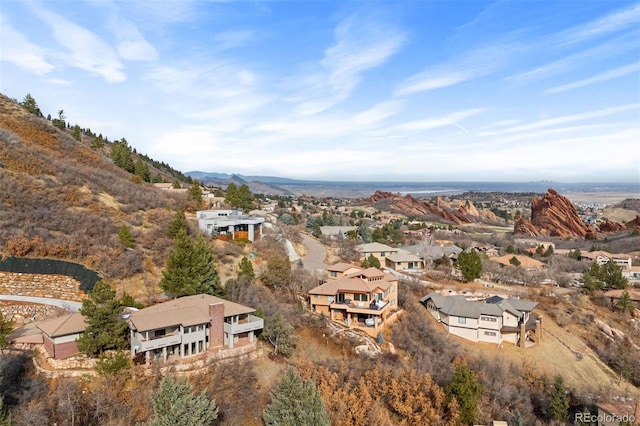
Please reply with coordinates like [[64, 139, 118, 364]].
[[536, 316, 542, 343], [209, 302, 225, 348], [519, 321, 526, 348]]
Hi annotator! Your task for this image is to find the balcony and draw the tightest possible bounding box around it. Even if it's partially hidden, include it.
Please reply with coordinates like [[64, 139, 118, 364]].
[[134, 333, 182, 352], [330, 299, 389, 314], [224, 315, 264, 335]]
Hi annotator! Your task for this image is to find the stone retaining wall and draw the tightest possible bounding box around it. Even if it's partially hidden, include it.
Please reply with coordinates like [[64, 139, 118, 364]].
[[0, 301, 65, 324], [0, 272, 85, 301]]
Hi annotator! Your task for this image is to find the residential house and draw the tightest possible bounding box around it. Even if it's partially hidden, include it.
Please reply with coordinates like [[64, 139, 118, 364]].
[[196, 209, 264, 242], [385, 250, 425, 272], [37, 312, 86, 359], [580, 251, 633, 270], [623, 266, 640, 282], [420, 292, 540, 347], [128, 294, 263, 364], [308, 265, 399, 336], [319, 226, 357, 239], [490, 254, 546, 271], [356, 242, 398, 264], [595, 401, 640, 426], [602, 289, 640, 309]]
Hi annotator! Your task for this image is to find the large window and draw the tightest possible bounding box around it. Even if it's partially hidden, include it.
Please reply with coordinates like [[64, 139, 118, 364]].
[[481, 316, 497, 322]]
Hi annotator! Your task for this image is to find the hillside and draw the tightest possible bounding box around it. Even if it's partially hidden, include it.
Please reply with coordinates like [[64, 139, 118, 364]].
[[0, 94, 184, 285]]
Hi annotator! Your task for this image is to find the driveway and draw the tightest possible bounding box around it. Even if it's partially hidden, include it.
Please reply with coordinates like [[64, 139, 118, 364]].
[[300, 233, 329, 273]]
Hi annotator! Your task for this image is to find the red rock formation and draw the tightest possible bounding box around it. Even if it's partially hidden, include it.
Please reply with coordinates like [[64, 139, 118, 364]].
[[364, 191, 472, 225], [513, 216, 540, 236], [514, 188, 596, 238], [457, 200, 500, 223], [598, 219, 626, 233], [626, 215, 640, 229]]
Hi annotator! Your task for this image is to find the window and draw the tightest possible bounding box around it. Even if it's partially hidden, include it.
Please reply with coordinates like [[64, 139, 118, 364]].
[[330, 271, 337, 277], [380, 252, 386, 257], [458, 317, 466, 324], [327, 296, 334, 302], [155, 329, 166, 337], [481, 316, 497, 322], [354, 294, 360, 301], [484, 331, 497, 336]]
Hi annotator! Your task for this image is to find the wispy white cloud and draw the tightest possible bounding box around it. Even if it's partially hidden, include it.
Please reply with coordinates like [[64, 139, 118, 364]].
[[33, 8, 126, 82], [213, 31, 254, 50], [352, 100, 405, 127], [44, 78, 73, 86], [394, 42, 518, 96], [556, 3, 640, 45], [110, 16, 158, 61], [288, 12, 406, 115], [545, 62, 640, 94], [507, 32, 638, 85], [479, 104, 639, 136], [0, 19, 55, 74]]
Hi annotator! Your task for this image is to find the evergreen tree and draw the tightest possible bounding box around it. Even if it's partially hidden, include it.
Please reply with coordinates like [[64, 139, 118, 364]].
[[237, 256, 256, 282], [550, 375, 569, 423], [456, 251, 483, 282], [263, 312, 297, 358], [358, 222, 371, 243], [77, 281, 128, 356], [111, 139, 134, 173], [617, 291, 636, 317], [0, 312, 13, 348], [263, 366, 330, 426], [509, 256, 521, 267], [172, 179, 182, 189], [445, 364, 483, 425], [72, 124, 81, 141], [225, 183, 239, 207], [0, 396, 10, 426], [150, 375, 218, 426], [568, 249, 582, 260], [362, 254, 381, 269], [160, 230, 223, 298], [189, 180, 203, 205], [118, 224, 135, 248], [237, 183, 255, 211], [510, 409, 525, 426], [261, 254, 292, 292], [134, 158, 151, 182], [120, 291, 143, 309], [167, 208, 188, 238], [20, 93, 42, 116]]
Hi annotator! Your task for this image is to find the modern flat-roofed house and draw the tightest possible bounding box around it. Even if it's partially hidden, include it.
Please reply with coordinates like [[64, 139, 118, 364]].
[[356, 242, 398, 264], [420, 292, 540, 347], [308, 265, 399, 336], [37, 312, 86, 359], [128, 294, 263, 364], [196, 209, 264, 242]]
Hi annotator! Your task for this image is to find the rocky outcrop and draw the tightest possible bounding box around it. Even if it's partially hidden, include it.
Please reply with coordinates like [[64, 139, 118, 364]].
[[598, 219, 626, 233], [513, 217, 540, 236], [457, 200, 500, 222], [627, 215, 640, 229], [514, 189, 596, 238], [365, 191, 472, 225]]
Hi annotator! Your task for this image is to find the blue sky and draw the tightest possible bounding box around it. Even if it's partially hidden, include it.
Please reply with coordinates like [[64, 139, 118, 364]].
[[1, 1, 639, 182]]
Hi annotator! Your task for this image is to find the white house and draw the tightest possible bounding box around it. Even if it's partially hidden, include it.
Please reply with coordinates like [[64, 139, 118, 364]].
[[196, 209, 264, 242]]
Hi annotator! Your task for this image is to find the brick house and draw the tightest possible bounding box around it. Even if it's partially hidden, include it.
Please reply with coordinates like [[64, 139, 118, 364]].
[[37, 312, 86, 359]]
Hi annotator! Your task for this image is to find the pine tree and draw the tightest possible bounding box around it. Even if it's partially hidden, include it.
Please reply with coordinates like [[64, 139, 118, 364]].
[[189, 180, 203, 205], [263, 366, 330, 426], [617, 291, 636, 317], [77, 281, 128, 356], [167, 208, 188, 239], [237, 256, 256, 282], [160, 230, 223, 298], [0, 312, 13, 348], [261, 254, 292, 291], [445, 364, 483, 425], [237, 183, 255, 211], [263, 312, 297, 358], [151, 375, 218, 426], [358, 222, 371, 243], [550, 375, 569, 423], [225, 183, 239, 208], [20, 93, 42, 116], [456, 251, 482, 282], [118, 224, 135, 248], [134, 158, 151, 182]]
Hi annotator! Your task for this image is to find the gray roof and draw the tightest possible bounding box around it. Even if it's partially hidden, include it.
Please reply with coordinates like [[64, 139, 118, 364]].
[[420, 292, 537, 319], [356, 242, 397, 253]]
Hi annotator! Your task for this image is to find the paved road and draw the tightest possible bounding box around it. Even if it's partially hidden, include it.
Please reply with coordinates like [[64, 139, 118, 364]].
[[300, 233, 329, 273], [0, 295, 82, 312]]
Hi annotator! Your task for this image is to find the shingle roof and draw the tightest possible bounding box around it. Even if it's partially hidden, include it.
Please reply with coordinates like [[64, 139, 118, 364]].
[[420, 293, 537, 319], [356, 242, 397, 253], [386, 250, 422, 263], [309, 270, 395, 296], [129, 294, 255, 332], [37, 313, 86, 338], [327, 262, 358, 272]]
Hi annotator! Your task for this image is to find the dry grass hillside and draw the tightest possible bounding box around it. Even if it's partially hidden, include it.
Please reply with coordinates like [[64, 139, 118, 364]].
[[0, 94, 186, 287]]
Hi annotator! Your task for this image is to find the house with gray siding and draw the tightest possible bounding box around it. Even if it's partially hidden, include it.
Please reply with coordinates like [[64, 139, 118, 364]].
[[196, 209, 264, 242], [420, 292, 540, 347]]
